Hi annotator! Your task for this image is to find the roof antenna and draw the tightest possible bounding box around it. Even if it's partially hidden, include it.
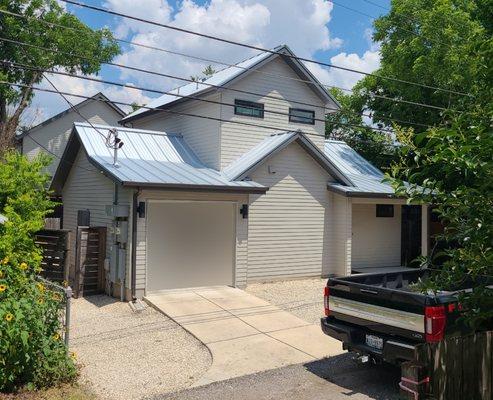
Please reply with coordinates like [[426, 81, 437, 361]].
[[107, 128, 124, 168]]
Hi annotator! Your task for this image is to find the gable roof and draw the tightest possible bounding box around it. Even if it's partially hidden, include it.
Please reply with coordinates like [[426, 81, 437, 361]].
[[17, 92, 126, 139], [324, 140, 397, 198], [51, 122, 267, 194], [222, 131, 353, 186], [121, 45, 340, 123]]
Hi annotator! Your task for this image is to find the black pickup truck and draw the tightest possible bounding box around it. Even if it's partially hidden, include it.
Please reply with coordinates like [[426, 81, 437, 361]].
[[321, 269, 467, 364]]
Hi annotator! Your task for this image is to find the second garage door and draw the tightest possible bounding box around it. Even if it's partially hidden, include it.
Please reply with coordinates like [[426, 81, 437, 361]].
[[146, 201, 235, 291]]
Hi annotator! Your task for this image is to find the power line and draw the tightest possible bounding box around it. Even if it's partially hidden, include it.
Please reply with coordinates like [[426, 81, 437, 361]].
[[0, 7, 456, 117], [4, 60, 423, 135], [2, 80, 398, 140], [60, 0, 473, 98], [0, 36, 454, 118]]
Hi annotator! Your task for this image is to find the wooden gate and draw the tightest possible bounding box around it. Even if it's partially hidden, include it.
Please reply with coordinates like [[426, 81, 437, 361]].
[[74, 227, 107, 297], [35, 229, 71, 283]]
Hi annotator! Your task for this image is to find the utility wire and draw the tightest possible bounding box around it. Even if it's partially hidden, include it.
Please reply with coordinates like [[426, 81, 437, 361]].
[[4, 60, 416, 135], [60, 0, 473, 98], [0, 7, 456, 118], [0, 36, 454, 117], [2, 80, 398, 139]]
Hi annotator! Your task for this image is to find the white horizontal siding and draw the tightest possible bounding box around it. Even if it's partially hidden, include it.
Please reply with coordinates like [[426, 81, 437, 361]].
[[22, 100, 122, 181], [351, 203, 402, 268], [134, 190, 248, 294], [62, 149, 131, 287], [132, 94, 221, 170], [247, 142, 336, 281], [329, 193, 352, 276], [220, 57, 327, 168]]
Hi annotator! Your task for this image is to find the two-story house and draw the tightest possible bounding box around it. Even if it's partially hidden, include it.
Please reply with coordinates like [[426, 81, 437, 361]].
[[51, 45, 429, 300]]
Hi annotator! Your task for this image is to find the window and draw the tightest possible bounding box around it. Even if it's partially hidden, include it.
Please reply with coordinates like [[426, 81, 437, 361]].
[[234, 99, 264, 118], [289, 108, 315, 125], [376, 204, 394, 218]]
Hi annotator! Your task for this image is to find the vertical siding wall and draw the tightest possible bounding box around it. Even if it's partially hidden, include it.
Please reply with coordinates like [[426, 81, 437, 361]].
[[23, 101, 122, 179], [220, 57, 327, 168], [134, 190, 249, 295], [132, 94, 221, 170], [247, 142, 336, 281], [62, 149, 132, 285], [351, 203, 402, 268]]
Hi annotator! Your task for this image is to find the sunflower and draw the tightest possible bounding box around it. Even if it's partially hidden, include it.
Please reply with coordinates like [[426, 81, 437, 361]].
[[53, 333, 60, 341], [37, 282, 45, 292], [19, 262, 28, 271], [52, 293, 61, 301], [1, 257, 8, 265], [5, 313, 13, 322], [0, 284, 6, 292], [0, 270, 4, 278]]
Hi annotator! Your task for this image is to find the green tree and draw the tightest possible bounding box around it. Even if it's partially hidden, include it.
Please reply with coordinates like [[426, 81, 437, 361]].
[[355, 0, 490, 130], [387, 37, 493, 329], [0, 0, 120, 150], [325, 87, 397, 170]]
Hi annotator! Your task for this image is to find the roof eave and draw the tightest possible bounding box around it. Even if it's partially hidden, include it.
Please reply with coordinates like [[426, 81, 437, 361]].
[[326, 184, 403, 199], [120, 181, 268, 194]]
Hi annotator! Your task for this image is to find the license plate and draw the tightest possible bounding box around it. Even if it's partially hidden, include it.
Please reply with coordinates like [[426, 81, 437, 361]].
[[365, 334, 383, 350]]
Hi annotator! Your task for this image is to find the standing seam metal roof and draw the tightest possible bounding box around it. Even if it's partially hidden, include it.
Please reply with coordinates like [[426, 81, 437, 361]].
[[73, 122, 266, 191]]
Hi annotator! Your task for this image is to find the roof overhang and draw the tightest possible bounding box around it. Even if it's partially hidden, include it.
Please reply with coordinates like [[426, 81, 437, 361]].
[[326, 183, 403, 199]]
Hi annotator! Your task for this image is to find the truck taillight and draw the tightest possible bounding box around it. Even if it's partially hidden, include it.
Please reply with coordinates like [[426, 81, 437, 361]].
[[324, 286, 330, 316], [424, 305, 446, 343]]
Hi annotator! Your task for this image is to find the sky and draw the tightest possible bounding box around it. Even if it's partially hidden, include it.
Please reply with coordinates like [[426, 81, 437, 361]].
[[25, 0, 391, 124]]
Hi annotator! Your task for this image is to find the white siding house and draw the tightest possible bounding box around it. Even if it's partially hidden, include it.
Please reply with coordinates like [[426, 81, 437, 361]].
[[53, 46, 429, 300]]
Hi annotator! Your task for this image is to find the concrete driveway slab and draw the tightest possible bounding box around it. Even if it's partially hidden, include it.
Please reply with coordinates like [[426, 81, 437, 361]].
[[145, 286, 343, 386]]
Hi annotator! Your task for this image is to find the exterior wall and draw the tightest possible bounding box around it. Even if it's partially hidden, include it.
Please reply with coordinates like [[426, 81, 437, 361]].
[[22, 100, 122, 179], [134, 190, 249, 296], [247, 142, 336, 281], [131, 93, 221, 170], [62, 149, 132, 290], [219, 57, 327, 168], [351, 203, 402, 269], [329, 193, 352, 277]]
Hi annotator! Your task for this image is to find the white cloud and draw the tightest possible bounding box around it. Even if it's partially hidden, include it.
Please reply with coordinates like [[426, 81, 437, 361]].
[[26, 73, 151, 125]]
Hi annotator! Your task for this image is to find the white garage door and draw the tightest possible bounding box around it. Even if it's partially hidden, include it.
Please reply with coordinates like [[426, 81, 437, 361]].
[[146, 201, 235, 291]]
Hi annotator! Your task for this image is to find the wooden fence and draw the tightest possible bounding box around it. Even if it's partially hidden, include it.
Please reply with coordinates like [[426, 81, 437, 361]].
[[74, 227, 107, 297], [400, 331, 493, 400], [34, 229, 71, 284]]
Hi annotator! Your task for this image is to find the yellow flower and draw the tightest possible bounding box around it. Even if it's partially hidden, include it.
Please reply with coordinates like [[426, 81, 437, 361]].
[[37, 298, 44, 304], [1, 257, 9, 265], [0, 270, 4, 278], [70, 351, 77, 359], [37, 283, 45, 292], [62, 280, 68, 288], [52, 293, 61, 301], [19, 262, 28, 271], [53, 333, 60, 341], [0, 284, 6, 292], [5, 313, 13, 322]]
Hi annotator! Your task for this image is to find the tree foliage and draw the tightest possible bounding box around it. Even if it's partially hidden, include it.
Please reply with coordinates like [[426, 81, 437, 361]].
[[325, 87, 397, 170], [387, 36, 493, 329], [0, 152, 76, 391], [0, 0, 120, 150], [354, 0, 491, 130]]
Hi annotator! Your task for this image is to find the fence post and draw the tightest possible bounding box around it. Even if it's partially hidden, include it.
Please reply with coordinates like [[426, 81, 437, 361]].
[[64, 230, 71, 284], [64, 286, 72, 348]]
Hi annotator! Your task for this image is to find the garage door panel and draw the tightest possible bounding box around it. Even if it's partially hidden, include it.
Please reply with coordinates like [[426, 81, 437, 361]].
[[147, 202, 235, 291]]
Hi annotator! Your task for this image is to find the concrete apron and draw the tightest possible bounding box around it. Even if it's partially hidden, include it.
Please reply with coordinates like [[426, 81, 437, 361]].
[[145, 286, 343, 386]]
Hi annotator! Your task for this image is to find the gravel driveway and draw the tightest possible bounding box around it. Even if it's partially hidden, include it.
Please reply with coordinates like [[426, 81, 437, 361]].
[[246, 278, 327, 324], [71, 295, 211, 400]]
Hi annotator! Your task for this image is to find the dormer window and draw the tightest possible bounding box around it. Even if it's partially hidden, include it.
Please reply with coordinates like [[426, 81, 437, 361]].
[[234, 100, 264, 118], [289, 108, 315, 125]]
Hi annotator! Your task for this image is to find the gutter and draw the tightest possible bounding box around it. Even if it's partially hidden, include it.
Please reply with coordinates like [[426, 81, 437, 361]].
[[130, 188, 140, 301], [326, 183, 403, 199]]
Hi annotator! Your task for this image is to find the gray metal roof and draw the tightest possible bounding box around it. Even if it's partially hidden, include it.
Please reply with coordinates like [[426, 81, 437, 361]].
[[324, 140, 396, 197], [121, 45, 339, 123], [72, 122, 266, 192], [222, 131, 353, 185]]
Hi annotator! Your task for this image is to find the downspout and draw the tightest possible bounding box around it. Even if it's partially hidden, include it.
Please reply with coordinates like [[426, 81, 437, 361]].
[[113, 182, 124, 301], [130, 188, 140, 302]]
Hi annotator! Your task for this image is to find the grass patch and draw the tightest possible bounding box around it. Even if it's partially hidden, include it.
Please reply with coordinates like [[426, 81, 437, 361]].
[[0, 384, 96, 400]]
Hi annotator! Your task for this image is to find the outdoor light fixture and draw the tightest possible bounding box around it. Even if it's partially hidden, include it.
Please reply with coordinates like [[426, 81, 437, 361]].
[[137, 202, 146, 218], [240, 204, 249, 219]]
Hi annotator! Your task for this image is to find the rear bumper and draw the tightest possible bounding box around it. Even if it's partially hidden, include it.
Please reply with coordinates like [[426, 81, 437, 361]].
[[321, 317, 416, 364]]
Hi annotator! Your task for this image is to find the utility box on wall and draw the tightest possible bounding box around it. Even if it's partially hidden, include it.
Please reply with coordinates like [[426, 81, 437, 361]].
[[105, 204, 129, 218]]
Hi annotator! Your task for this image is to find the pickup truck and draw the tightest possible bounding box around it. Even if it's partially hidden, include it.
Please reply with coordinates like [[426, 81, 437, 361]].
[[321, 269, 466, 364]]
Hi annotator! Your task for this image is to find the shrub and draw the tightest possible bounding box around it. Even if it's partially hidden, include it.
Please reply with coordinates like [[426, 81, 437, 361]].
[[0, 151, 77, 392]]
